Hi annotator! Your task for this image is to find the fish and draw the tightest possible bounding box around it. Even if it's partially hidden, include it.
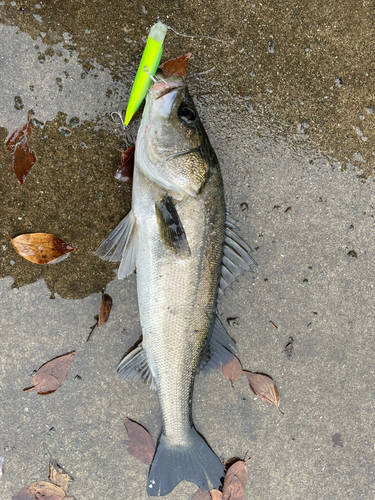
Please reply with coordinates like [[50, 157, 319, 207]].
[[96, 73, 256, 496]]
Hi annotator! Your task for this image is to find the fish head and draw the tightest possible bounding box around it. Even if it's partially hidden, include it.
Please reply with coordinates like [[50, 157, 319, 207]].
[[136, 74, 215, 198]]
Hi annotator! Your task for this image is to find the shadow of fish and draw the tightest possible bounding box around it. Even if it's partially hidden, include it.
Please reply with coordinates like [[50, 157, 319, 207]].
[[97, 74, 256, 496]]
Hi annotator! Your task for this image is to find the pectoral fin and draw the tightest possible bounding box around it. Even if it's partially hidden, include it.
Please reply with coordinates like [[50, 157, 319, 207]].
[[155, 195, 191, 257], [96, 210, 138, 279]]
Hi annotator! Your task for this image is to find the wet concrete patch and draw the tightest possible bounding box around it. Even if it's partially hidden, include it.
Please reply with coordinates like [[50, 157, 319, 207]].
[[0, 116, 133, 298]]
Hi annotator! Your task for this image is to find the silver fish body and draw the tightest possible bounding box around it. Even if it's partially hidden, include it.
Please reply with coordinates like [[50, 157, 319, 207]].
[[97, 75, 256, 496]]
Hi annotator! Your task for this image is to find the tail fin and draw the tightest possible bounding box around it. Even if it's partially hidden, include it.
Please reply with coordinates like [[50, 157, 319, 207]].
[[147, 428, 224, 496]]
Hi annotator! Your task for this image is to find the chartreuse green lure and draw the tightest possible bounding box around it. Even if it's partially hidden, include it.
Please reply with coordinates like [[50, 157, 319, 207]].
[[124, 21, 168, 126]]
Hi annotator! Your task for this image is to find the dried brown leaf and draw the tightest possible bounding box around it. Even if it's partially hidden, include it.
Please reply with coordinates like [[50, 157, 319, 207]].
[[6, 112, 36, 184], [24, 352, 76, 395], [222, 475, 244, 500], [159, 53, 192, 78], [210, 490, 223, 500], [222, 356, 242, 386], [114, 145, 135, 182], [98, 293, 113, 326], [124, 417, 156, 465], [9, 233, 75, 265], [244, 371, 284, 414], [191, 488, 211, 500], [5, 116, 33, 152], [48, 460, 73, 492], [12, 142, 36, 185], [12, 481, 66, 500], [224, 461, 248, 490]]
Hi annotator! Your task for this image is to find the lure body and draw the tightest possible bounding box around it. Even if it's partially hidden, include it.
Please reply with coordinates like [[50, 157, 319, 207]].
[[124, 21, 167, 126]]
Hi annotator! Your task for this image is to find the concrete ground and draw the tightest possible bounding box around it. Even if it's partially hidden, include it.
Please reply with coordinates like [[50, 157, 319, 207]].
[[0, 1, 374, 499]]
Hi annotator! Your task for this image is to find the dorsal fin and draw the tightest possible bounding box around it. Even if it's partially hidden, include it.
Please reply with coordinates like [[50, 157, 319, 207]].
[[218, 214, 257, 301]]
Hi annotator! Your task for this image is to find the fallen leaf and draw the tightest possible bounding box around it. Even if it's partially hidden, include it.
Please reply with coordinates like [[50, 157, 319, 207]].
[[12, 142, 37, 185], [114, 145, 135, 182], [124, 418, 156, 464], [98, 293, 113, 326], [159, 53, 192, 78], [332, 433, 343, 448], [244, 371, 284, 414], [5, 114, 33, 152], [224, 461, 248, 490], [48, 460, 73, 493], [222, 356, 242, 386], [210, 490, 223, 500], [12, 481, 66, 500], [191, 488, 211, 500], [6, 111, 36, 184], [24, 352, 76, 395], [9, 233, 75, 265], [87, 292, 113, 341], [222, 475, 244, 500]]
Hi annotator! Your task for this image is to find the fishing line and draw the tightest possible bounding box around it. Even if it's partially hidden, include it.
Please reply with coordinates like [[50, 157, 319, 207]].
[[165, 25, 232, 44], [194, 67, 216, 76]]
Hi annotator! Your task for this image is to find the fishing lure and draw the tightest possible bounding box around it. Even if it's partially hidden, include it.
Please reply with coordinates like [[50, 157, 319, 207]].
[[124, 21, 167, 126]]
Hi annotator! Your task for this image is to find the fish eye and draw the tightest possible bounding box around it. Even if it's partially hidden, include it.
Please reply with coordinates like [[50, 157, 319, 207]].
[[178, 105, 196, 125]]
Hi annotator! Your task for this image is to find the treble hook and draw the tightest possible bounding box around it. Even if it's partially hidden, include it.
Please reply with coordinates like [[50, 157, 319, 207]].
[[143, 65, 167, 84], [111, 111, 127, 130]]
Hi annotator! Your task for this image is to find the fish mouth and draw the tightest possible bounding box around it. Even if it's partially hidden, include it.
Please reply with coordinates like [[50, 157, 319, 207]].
[[151, 77, 184, 100]]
